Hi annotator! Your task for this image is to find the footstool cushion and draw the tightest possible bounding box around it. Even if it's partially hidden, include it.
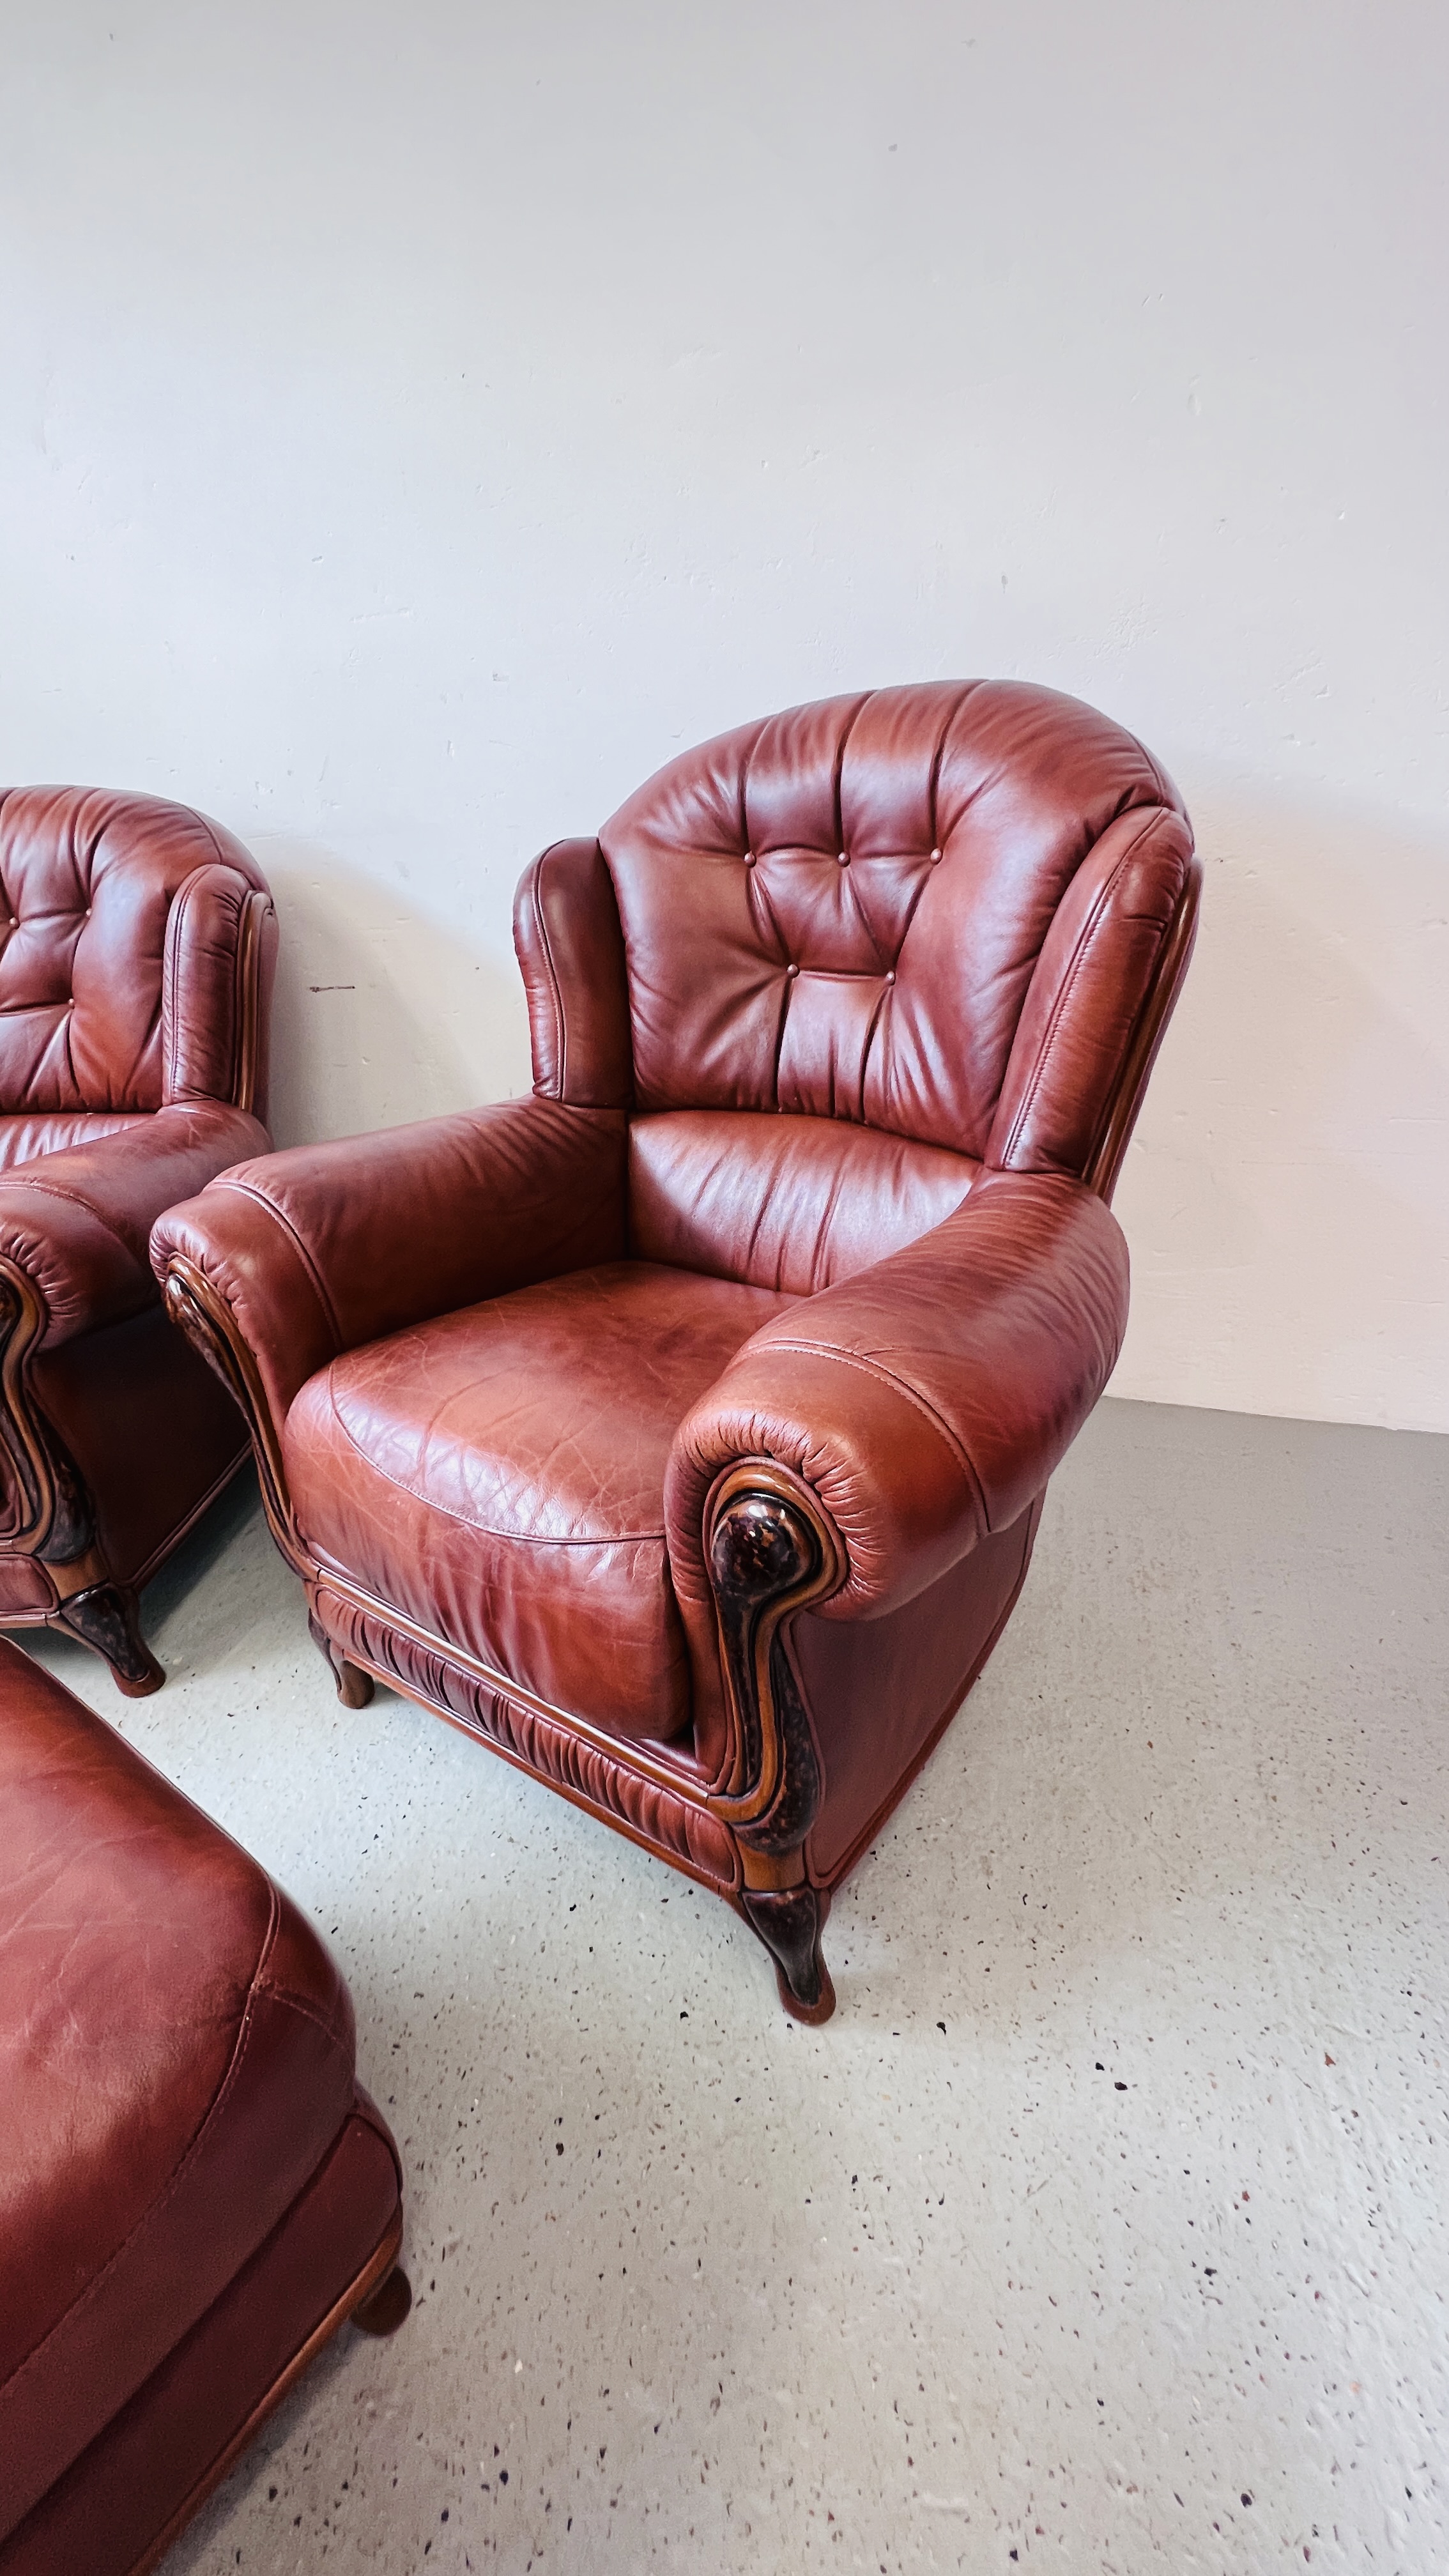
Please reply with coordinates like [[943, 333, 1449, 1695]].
[[0, 1638, 404, 2572]]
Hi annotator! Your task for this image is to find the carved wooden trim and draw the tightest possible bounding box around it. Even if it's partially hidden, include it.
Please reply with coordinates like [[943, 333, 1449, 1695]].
[[232, 889, 271, 1115], [702, 1461, 843, 1843], [307, 1570, 712, 1799], [162, 1254, 305, 1570], [740, 1882, 836, 2024], [0, 1255, 96, 1565], [1084, 864, 1202, 1205]]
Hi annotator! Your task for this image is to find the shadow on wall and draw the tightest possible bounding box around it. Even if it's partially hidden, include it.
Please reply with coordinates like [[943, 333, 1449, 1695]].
[[1112, 775, 1449, 1431], [254, 845, 533, 1147]]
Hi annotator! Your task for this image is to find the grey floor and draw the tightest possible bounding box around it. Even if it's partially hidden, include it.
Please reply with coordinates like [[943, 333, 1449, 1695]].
[[22, 1397, 1449, 2575]]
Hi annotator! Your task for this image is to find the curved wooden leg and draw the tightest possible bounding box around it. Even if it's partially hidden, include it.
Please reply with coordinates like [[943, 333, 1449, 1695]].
[[351, 2264, 411, 2336], [56, 1581, 165, 1697], [309, 1613, 375, 1708], [741, 1882, 836, 2026]]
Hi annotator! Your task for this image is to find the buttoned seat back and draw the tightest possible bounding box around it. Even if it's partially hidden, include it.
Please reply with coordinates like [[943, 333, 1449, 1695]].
[[0, 788, 277, 1128], [515, 682, 1197, 1296]]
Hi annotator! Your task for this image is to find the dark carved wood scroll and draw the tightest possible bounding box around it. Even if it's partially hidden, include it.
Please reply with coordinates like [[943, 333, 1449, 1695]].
[[704, 1466, 843, 2020], [57, 1582, 164, 1697], [163, 1256, 305, 1572], [0, 1261, 96, 1563]]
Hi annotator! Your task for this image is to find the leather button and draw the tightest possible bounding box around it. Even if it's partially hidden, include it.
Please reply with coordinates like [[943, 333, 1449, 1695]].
[[930, 847, 942, 863], [744, 852, 756, 866], [837, 850, 849, 866], [885, 970, 896, 986], [786, 963, 800, 979]]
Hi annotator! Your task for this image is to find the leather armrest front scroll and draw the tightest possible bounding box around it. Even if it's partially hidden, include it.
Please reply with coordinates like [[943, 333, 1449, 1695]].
[[666, 1168, 1130, 1629], [150, 1098, 629, 1443], [0, 1103, 270, 1349]]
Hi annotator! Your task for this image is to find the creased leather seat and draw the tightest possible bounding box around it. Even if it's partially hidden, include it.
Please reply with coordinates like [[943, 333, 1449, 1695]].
[[0, 788, 278, 1692], [288, 1262, 789, 1740], [154, 680, 1200, 2020], [0, 1637, 406, 2576]]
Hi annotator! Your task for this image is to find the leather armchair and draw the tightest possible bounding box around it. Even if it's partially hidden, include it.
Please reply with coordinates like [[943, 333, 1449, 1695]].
[[154, 682, 1197, 2016], [0, 788, 276, 1692]]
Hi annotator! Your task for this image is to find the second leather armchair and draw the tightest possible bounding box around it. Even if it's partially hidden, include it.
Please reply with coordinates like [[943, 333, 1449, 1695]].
[[153, 681, 1198, 2016]]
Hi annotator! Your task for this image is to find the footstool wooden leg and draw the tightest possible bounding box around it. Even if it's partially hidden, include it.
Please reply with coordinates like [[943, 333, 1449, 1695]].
[[351, 2264, 412, 2336], [56, 1581, 165, 1696]]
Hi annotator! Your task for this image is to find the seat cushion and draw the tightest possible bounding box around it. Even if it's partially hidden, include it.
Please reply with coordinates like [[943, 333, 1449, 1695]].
[[628, 1108, 977, 1293], [0, 1637, 358, 2543], [284, 1260, 792, 1742]]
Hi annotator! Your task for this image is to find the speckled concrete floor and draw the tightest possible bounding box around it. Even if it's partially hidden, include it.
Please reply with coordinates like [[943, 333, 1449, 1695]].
[[21, 1397, 1449, 2575]]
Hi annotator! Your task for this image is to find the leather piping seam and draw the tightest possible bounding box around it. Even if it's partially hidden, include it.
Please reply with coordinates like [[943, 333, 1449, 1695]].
[[161, 871, 188, 1104], [233, 889, 264, 1114], [740, 1336, 992, 1536], [853, 976, 892, 1123], [310, 1568, 707, 1797], [530, 851, 569, 1101], [997, 804, 1169, 1172], [0, 1889, 285, 2404], [828, 691, 873, 866], [212, 1180, 346, 1353], [254, 1982, 350, 2051], [1126, 724, 1179, 813], [1084, 866, 1200, 1200], [194, 808, 254, 890]]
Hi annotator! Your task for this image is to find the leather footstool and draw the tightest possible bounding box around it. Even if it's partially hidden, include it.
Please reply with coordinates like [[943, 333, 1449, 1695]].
[[0, 1638, 408, 2575]]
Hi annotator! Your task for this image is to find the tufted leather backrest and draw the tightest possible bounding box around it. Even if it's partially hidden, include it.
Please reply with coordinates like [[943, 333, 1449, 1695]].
[[0, 789, 277, 1119], [515, 682, 1198, 1287]]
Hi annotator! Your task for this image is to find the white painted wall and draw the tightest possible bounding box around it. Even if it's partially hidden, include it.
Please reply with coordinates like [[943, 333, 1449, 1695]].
[[2, 1, 1445, 1429]]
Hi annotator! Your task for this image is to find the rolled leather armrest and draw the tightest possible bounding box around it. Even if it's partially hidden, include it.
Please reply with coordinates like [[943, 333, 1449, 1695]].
[[666, 1168, 1130, 1624], [0, 1103, 270, 1348], [150, 1098, 627, 1435]]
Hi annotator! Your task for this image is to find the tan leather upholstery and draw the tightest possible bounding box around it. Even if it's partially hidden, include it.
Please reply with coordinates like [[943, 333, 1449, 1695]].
[[0, 1638, 404, 2572], [287, 1262, 790, 1743], [154, 682, 1199, 2016], [0, 788, 277, 1691]]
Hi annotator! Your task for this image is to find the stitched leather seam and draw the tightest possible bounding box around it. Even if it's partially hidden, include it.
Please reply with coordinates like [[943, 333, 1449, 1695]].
[[162, 872, 190, 1101], [735, 716, 770, 857], [318, 1374, 669, 1546], [530, 852, 568, 1100], [1084, 868, 1193, 1188], [854, 980, 891, 1123], [215, 1180, 346, 1352], [836, 855, 887, 976], [195, 809, 242, 884], [999, 806, 1166, 1170], [739, 1337, 992, 1535], [1126, 726, 1176, 811], [0, 1887, 287, 2402], [256, 1981, 348, 2047], [830, 691, 872, 861]]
